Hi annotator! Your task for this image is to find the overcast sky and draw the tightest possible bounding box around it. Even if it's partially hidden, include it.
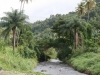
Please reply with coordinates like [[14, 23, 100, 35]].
[[0, 0, 82, 23]]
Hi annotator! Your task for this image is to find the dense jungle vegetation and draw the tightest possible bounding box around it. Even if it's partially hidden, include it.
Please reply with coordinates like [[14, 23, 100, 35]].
[[0, 0, 100, 75]]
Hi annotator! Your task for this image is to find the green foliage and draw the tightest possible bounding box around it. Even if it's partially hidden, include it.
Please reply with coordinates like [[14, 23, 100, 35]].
[[35, 72, 50, 75], [0, 9, 29, 52], [18, 30, 37, 58], [71, 46, 98, 58], [34, 38, 53, 61], [0, 66, 2, 70], [19, 30, 35, 49], [0, 38, 5, 51], [0, 47, 37, 72], [68, 50, 100, 75], [31, 13, 76, 40], [0, 9, 28, 39], [57, 46, 72, 61], [18, 45, 37, 58], [44, 47, 57, 59]]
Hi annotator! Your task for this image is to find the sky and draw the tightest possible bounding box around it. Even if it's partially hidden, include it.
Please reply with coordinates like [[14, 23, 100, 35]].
[[0, 0, 82, 23]]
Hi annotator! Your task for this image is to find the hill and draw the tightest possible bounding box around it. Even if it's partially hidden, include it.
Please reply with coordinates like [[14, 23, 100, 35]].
[[31, 13, 76, 40], [31, 2, 100, 40]]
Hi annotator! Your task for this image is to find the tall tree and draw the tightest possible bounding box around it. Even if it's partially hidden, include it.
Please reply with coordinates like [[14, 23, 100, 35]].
[[0, 9, 28, 53], [84, 0, 96, 21], [51, 18, 66, 38], [20, 0, 32, 11], [76, 2, 87, 18], [69, 18, 86, 49]]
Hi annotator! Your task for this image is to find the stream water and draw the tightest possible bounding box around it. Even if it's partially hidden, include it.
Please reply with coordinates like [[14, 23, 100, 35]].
[[33, 59, 87, 75]]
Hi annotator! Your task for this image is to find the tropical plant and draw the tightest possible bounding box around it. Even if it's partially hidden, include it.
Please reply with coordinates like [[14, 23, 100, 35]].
[[20, 0, 32, 11], [68, 18, 86, 49], [51, 18, 66, 38], [84, 0, 96, 21], [76, 2, 87, 18], [0, 9, 28, 53], [44, 47, 57, 59]]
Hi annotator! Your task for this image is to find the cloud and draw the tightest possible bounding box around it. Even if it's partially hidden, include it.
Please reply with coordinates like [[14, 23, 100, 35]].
[[0, 0, 82, 22]]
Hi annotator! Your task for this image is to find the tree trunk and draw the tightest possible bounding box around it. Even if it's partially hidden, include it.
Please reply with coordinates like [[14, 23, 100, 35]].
[[87, 11, 90, 21], [20, 1, 22, 11], [74, 27, 78, 49], [13, 27, 16, 54], [70, 30, 72, 45], [87, 4, 90, 22], [22, 0, 25, 11]]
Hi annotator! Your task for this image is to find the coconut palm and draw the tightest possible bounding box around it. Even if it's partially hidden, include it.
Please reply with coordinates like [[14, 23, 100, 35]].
[[76, 2, 87, 18], [20, 0, 32, 11], [84, 0, 96, 21], [0, 9, 28, 53]]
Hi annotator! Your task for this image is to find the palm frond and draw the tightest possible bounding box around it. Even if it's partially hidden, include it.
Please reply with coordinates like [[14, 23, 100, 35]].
[[0, 9, 29, 39], [1, 27, 11, 39]]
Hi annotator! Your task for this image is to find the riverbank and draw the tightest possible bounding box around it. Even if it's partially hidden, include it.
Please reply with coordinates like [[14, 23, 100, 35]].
[[0, 70, 28, 75], [0, 47, 48, 75], [67, 51, 100, 75], [0, 47, 37, 72], [0, 70, 49, 75]]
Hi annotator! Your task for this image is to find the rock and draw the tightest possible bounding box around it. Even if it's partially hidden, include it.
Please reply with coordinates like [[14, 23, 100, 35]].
[[41, 70, 47, 72], [49, 66, 51, 68]]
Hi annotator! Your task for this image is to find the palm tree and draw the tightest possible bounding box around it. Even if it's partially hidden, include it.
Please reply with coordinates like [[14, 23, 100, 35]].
[[84, 0, 96, 21], [68, 18, 86, 49], [0, 9, 28, 53], [51, 18, 66, 38], [76, 2, 87, 18], [20, 0, 32, 11]]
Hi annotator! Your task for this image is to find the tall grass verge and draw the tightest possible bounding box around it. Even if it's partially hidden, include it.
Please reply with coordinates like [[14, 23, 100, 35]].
[[67, 50, 100, 75], [0, 46, 37, 72]]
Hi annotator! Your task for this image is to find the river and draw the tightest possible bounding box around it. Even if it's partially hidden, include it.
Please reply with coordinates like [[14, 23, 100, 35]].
[[33, 59, 87, 75]]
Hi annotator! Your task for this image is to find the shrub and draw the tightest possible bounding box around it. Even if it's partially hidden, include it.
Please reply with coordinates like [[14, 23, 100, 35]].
[[18, 45, 37, 58], [57, 45, 72, 60], [0, 38, 5, 51], [0, 47, 37, 72], [0, 66, 2, 70], [44, 47, 57, 59]]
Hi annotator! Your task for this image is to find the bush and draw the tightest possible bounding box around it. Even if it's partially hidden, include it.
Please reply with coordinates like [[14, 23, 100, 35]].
[[0, 66, 2, 70], [18, 45, 37, 58], [68, 51, 100, 75], [44, 47, 57, 59], [0, 47, 37, 72], [71, 46, 98, 58], [57, 45, 72, 60], [0, 38, 5, 51]]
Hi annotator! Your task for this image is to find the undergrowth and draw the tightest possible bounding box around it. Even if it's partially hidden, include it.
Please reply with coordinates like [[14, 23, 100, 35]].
[[67, 48, 100, 75], [0, 46, 37, 72]]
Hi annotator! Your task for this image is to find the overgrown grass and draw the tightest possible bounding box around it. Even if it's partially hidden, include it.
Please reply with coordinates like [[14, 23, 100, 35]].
[[0, 46, 48, 75], [0, 46, 37, 71], [67, 48, 100, 75]]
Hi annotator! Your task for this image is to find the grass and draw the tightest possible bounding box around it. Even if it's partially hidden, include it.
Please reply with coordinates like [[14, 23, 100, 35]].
[[67, 48, 100, 75], [0, 70, 50, 75], [0, 46, 48, 75]]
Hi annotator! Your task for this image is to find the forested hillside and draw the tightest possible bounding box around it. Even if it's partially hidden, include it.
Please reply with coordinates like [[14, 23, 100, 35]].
[[31, 1, 100, 40], [31, 1, 100, 75], [31, 13, 76, 39], [0, 0, 100, 75]]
